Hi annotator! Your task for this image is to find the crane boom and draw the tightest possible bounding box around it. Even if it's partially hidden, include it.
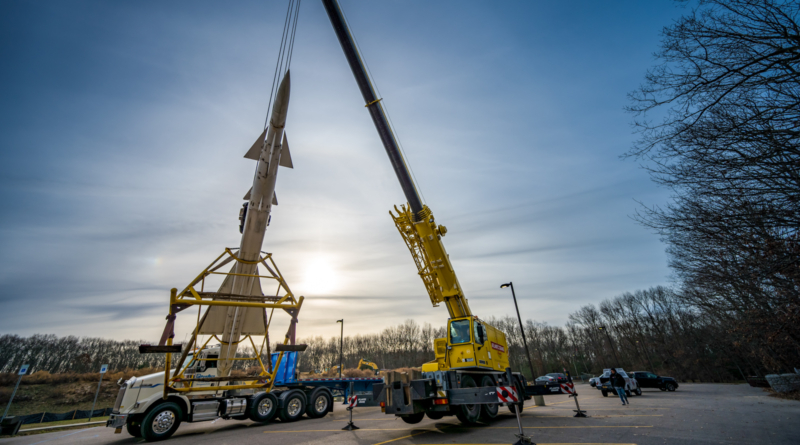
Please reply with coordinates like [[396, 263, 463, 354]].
[[322, 0, 471, 319], [321, 0, 423, 215]]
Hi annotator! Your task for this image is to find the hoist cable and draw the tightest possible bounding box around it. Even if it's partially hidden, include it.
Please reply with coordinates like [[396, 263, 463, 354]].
[[263, 0, 301, 130]]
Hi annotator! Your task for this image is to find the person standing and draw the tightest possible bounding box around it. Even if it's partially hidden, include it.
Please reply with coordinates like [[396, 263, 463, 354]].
[[610, 368, 629, 405]]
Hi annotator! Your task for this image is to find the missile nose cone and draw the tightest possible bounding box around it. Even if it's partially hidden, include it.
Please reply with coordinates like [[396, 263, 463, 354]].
[[270, 71, 291, 127]]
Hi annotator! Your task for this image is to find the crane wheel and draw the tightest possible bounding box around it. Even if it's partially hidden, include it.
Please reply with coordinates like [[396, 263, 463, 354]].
[[507, 377, 525, 414], [400, 413, 425, 424], [455, 375, 481, 425], [479, 376, 498, 422]]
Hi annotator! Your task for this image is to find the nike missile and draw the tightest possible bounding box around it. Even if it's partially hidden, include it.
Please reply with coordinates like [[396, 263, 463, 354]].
[[199, 71, 293, 376]]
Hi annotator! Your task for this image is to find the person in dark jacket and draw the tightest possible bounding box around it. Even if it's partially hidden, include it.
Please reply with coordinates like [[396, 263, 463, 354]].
[[610, 368, 629, 405]]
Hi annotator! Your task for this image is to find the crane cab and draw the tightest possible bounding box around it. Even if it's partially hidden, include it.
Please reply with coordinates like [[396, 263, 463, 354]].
[[422, 317, 510, 373]]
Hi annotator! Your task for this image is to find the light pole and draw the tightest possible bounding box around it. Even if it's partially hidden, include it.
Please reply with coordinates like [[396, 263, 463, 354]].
[[336, 319, 344, 378], [501, 282, 537, 379], [598, 326, 620, 366]]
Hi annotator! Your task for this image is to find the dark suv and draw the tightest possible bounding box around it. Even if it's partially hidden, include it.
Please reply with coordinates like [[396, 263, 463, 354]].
[[631, 371, 679, 391]]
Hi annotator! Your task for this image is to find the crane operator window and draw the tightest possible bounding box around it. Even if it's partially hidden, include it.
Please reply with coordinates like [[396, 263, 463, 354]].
[[450, 319, 471, 344]]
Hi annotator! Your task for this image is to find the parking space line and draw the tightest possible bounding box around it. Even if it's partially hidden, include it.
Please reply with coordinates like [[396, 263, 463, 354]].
[[531, 415, 662, 418], [482, 426, 653, 429], [372, 424, 456, 445]]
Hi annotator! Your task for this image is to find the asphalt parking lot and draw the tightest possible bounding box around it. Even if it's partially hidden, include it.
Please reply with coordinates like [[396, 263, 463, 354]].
[[3, 383, 798, 445]]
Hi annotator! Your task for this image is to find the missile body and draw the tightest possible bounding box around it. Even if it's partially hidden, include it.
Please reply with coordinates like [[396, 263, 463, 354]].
[[199, 71, 293, 376]]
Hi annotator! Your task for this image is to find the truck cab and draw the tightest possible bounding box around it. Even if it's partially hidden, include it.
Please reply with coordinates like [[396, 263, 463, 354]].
[[423, 317, 510, 373], [107, 348, 333, 441]]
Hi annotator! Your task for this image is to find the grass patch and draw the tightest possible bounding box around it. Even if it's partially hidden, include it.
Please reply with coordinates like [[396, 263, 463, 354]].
[[0, 382, 117, 416]]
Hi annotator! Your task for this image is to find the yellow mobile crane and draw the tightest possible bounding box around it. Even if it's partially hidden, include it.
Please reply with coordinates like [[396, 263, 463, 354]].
[[322, 0, 531, 425]]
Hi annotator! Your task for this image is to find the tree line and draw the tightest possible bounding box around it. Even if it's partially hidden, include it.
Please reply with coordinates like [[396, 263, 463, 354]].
[[1, 285, 764, 383]]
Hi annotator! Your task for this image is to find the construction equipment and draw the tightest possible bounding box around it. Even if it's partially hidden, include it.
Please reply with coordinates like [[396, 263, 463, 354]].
[[357, 359, 379, 375], [322, 0, 531, 426]]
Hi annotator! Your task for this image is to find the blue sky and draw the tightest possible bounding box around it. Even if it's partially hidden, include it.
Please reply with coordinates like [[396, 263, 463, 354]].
[[0, 0, 686, 341]]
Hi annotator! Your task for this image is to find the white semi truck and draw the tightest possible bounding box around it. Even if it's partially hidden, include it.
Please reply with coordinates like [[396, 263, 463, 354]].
[[107, 346, 381, 441]]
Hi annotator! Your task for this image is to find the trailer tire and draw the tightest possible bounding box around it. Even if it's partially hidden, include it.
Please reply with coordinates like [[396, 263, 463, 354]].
[[278, 392, 306, 422], [455, 375, 481, 425], [306, 389, 332, 419], [126, 421, 142, 437], [248, 393, 278, 423], [479, 376, 498, 422], [141, 402, 182, 442], [601, 390, 608, 397], [400, 413, 425, 424]]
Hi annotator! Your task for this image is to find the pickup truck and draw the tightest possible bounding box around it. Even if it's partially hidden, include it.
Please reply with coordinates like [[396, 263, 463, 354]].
[[106, 346, 382, 441], [596, 368, 641, 397]]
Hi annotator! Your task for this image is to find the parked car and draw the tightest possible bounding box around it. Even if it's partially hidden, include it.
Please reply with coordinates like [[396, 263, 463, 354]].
[[597, 368, 641, 397], [631, 371, 679, 391], [546, 373, 569, 384], [535, 375, 557, 384], [589, 377, 599, 387]]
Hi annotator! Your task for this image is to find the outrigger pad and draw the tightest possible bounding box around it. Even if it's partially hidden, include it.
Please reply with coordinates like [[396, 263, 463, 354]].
[[275, 344, 308, 352], [139, 344, 182, 354]]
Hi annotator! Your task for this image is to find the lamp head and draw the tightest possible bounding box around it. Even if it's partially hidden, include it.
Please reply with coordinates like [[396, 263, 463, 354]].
[[336, 319, 343, 323], [500, 283, 511, 289]]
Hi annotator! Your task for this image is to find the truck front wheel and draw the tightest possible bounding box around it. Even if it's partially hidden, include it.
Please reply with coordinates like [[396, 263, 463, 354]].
[[126, 421, 142, 437], [141, 402, 182, 442]]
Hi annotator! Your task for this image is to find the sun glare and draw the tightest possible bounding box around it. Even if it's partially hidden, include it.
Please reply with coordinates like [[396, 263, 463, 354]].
[[302, 256, 338, 295]]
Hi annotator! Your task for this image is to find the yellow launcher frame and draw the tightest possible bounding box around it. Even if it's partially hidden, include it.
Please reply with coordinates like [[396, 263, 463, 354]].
[[155, 248, 304, 399]]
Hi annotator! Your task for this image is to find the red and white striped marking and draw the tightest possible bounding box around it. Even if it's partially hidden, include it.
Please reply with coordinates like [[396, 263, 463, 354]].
[[347, 395, 357, 408], [560, 383, 575, 394], [496, 386, 519, 403]]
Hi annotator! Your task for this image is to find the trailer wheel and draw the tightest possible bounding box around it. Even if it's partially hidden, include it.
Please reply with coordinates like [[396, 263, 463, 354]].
[[306, 389, 332, 419], [400, 413, 425, 424], [278, 392, 306, 422], [601, 390, 609, 397], [248, 393, 278, 423], [455, 375, 481, 425], [126, 421, 142, 437], [479, 376, 498, 422], [141, 402, 182, 442], [634, 387, 642, 396]]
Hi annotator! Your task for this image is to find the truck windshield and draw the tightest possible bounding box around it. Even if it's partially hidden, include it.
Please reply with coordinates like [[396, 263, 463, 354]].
[[450, 319, 471, 344]]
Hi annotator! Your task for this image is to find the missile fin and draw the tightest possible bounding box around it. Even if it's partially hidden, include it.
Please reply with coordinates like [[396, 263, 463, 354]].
[[243, 187, 252, 200], [279, 133, 293, 168], [244, 128, 268, 160], [272, 192, 278, 205]]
